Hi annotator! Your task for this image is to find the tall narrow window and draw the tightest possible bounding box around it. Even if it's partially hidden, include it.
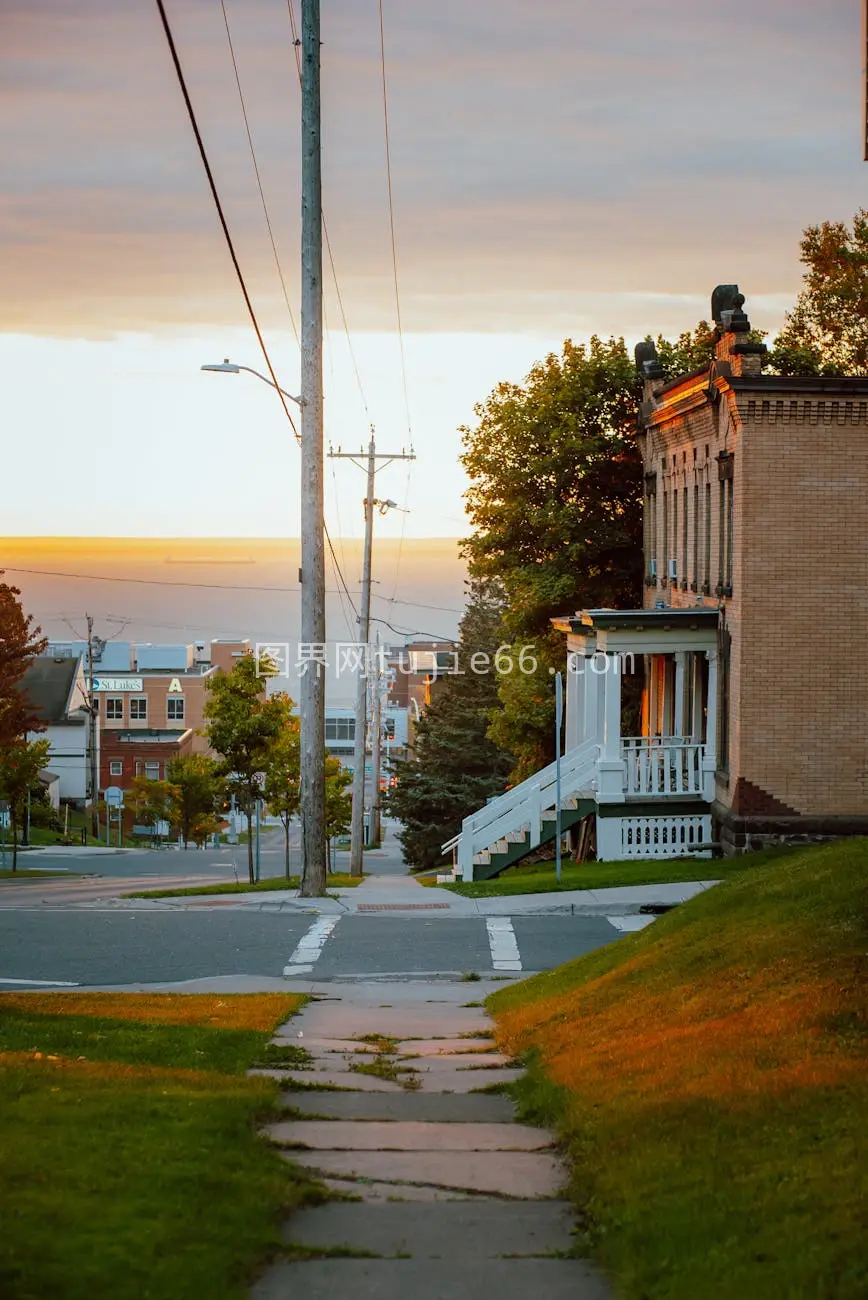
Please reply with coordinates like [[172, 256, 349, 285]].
[[693, 483, 700, 589], [718, 626, 731, 774], [704, 482, 711, 590], [682, 483, 689, 588], [662, 489, 669, 584], [726, 476, 734, 590], [718, 480, 725, 590], [672, 489, 678, 582]]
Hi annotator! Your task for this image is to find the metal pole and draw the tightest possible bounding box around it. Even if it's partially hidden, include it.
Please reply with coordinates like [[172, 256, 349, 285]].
[[255, 799, 261, 882], [298, 0, 328, 897], [555, 671, 563, 885], [349, 437, 376, 876], [370, 635, 383, 847], [86, 613, 99, 839]]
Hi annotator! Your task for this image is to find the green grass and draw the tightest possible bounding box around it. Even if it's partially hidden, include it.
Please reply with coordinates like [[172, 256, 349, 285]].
[[126, 873, 363, 899], [488, 839, 868, 1300], [0, 992, 330, 1300], [429, 844, 798, 897]]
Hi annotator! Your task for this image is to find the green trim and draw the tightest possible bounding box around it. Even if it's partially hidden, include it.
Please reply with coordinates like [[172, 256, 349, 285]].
[[597, 799, 710, 818]]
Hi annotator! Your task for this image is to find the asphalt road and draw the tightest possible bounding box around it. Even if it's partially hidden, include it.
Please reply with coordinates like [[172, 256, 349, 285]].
[[0, 911, 619, 988]]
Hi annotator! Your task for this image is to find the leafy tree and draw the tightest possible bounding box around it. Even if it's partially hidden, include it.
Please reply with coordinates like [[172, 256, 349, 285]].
[[166, 753, 220, 850], [0, 575, 47, 746], [770, 210, 868, 376], [323, 756, 352, 869], [0, 737, 51, 869], [125, 777, 177, 841], [263, 715, 301, 879], [460, 337, 644, 777], [204, 654, 295, 885], [386, 582, 514, 869]]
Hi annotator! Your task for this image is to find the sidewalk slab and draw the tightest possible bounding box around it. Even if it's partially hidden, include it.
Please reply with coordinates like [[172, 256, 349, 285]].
[[265, 1120, 551, 1152], [251, 1257, 610, 1299], [283, 1200, 575, 1256], [289, 1005, 489, 1040], [282, 1090, 517, 1123], [314, 1176, 493, 1203], [250, 1068, 403, 1092], [397, 1037, 496, 1056], [286, 1149, 566, 1197], [413, 1066, 522, 1093]]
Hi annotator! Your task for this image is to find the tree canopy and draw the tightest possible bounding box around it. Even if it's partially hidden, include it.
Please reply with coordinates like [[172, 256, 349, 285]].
[[0, 574, 47, 745]]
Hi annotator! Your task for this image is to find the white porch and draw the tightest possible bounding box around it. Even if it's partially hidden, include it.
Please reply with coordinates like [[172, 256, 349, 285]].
[[441, 608, 720, 879]]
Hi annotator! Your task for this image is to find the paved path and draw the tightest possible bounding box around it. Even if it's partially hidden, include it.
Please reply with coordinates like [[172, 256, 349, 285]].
[[251, 978, 610, 1299]]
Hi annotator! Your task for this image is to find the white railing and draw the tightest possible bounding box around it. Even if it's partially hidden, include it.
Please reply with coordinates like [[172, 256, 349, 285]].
[[443, 737, 598, 880], [621, 736, 704, 797], [620, 813, 712, 858]]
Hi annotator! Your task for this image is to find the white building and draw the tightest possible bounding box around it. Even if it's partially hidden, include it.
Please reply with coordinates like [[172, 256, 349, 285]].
[[22, 654, 95, 804]]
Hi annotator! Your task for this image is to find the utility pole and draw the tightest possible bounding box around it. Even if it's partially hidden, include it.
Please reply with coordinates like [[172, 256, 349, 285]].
[[298, 0, 328, 897], [329, 435, 414, 876], [85, 613, 99, 840], [370, 633, 383, 848]]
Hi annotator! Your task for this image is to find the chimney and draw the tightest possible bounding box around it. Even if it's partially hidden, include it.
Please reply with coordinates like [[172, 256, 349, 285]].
[[711, 283, 767, 378], [634, 341, 666, 404]]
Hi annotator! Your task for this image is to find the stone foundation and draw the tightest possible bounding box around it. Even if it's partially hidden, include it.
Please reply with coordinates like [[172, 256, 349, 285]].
[[713, 804, 868, 856]]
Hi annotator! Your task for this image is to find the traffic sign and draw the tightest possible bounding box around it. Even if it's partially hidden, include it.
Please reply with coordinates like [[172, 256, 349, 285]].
[[104, 786, 124, 807]]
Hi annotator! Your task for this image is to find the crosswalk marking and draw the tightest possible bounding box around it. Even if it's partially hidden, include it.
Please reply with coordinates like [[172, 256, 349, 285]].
[[283, 916, 340, 976], [486, 917, 522, 971]]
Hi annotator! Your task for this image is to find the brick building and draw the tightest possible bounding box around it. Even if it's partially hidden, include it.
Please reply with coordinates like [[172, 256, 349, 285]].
[[444, 285, 868, 878]]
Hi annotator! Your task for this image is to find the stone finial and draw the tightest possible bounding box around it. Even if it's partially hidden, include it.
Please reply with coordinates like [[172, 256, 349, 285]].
[[634, 340, 665, 379], [711, 283, 766, 375]]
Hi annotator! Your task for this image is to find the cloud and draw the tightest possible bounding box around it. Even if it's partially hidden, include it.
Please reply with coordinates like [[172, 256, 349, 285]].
[[0, 0, 864, 338]]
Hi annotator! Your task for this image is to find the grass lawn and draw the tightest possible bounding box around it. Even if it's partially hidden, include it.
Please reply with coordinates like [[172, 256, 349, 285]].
[[488, 839, 868, 1300], [0, 991, 326, 1300], [422, 844, 797, 896], [127, 873, 363, 899]]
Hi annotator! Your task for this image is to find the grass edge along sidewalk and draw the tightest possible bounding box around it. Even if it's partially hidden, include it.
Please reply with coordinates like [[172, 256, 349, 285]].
[[0, 991, 327, 1300], [487, 839, 868, 1300], [420, 845, 796, 897], [127, 873, 363, 898]]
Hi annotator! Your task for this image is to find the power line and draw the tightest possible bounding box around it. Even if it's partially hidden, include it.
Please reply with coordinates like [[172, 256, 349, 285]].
[[219, 0, 299, 347], [153, 0, 299, 441]]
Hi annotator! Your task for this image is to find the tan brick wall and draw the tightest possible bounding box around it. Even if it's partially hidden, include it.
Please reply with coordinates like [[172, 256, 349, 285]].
[[643, 378, 868, 818]]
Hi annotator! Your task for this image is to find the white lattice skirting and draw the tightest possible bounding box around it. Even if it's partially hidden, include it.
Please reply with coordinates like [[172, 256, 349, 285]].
[[619, 813, 712, 859]]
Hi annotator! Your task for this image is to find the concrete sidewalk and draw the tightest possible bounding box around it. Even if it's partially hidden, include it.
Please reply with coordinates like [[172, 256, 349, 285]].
[[250, 977, 611, 1299]]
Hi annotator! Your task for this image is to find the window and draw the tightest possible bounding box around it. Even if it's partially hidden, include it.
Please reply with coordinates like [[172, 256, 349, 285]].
[[682, 483, 689, 588], [726, 476, 734, 590], [167, 696, 185, 722], [693, 483, 700, 589], [325, 717, 355, 742], [144, 761, 161, 780], [384, 718, 396, 739], [704, 482, 711, 590], [109, 760, 123, 777], [718, 626, 731, 775], [717, 452, 734, 593], [662, 489, 669, 582], [672, 488, 678, 577], [130, 697, 148, 721], [105, 696, 123, 721], [718, 480, 726, 589]]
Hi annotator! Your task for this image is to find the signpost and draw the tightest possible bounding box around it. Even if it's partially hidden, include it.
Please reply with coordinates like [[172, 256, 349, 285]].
[[555, 672, 563, 886], [104, 786, 124, 848], [0, 800, 9, 871]]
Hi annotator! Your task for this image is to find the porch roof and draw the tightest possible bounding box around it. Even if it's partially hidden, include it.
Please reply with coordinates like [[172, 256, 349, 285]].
[[552, 607, 719, 654]]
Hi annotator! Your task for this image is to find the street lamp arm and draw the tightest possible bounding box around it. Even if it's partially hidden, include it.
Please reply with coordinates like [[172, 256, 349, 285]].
[[200, 359, 303, 407]]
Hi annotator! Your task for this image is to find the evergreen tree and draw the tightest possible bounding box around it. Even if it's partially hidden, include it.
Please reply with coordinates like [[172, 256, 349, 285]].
[[387, 582, 513, 870]]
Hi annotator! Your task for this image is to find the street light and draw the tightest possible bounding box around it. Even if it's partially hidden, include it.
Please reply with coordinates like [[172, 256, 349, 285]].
[[201, 359, 303, 407]]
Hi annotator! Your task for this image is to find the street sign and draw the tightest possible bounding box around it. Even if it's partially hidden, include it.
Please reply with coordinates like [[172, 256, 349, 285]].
[[104, 786, 124, 807], [0, 810, 9, 830]]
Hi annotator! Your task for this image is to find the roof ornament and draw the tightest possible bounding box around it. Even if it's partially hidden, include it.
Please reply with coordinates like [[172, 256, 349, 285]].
[[711, 283, 750, 334], [634, 340, 665, 379]]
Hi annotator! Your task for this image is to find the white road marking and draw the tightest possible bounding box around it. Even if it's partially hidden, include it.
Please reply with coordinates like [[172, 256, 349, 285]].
[[283, 916, 339, 976], [0, 977, 80, 986], [607, 914, 655, 933], [486, 917, 522, 971]]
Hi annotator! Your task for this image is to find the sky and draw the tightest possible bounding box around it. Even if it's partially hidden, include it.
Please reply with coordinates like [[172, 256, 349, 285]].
[[1, 0, 866, 539]]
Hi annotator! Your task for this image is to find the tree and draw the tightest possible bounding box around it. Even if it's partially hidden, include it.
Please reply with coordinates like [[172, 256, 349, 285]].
[[770, 210, 868, 376], [0, 738, 51, 869], [166, 753, 220, 849], [263, 715, 301, 879], [125, 777, 177, 842], [386, 582, 514, 869], [204, 654, 296, 885], [0, 574, 47, 746], [460, 336, 644, 777], [323, 757, 352, 869]]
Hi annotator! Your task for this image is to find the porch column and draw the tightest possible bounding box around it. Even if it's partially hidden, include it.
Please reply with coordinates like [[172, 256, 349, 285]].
[[583, 656, 601, 745], [647, 654, 658, 735], [596, 653, 625, 802], [702, 648, 718, 801], [690, 654, 704, 742], [673, 652, 686, 736], [565, 652, 582, 750]]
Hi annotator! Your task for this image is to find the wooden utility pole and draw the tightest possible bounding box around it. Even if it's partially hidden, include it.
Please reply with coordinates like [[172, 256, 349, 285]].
[[85, 613, 99, 840], [329, 436, 414, 876], [370, 632, 383, 847], [298, 0, 328, 897]]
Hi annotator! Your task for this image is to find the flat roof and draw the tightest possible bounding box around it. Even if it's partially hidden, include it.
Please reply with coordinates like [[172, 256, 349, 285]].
[[561, 608, 720, 633]]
